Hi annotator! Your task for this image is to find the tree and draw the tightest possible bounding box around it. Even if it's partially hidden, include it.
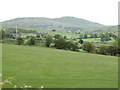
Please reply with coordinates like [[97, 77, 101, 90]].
[[28, 36, 35, 45], [65, 41, 78, 51], [54, 38, 78, 51], [0, 30, 5, 40], [114, 38, 120, 47], [90, 33, 94, 38], [64, 36, 67, 39], [0, 32, 1, 40], [53, 34, 61, 39], [45, 35, 53, 47], [78, 39, 84, 44], [94, 33, 98, 38], [70, 42, 78, 51], [36, 34, 41, 38], [83, 42, 95, 52], [54, 37, 66, 49], [52, 29, 56, 32], [100, 34, 111, 42], [83, 34, 88, 39], [16, 37, 24, 45], [107, 46, 118, 56], [112, 38, 120, 55], [6, 33, 14, 38], [79, 34, 83, 39], [99, 45, 108, 55]]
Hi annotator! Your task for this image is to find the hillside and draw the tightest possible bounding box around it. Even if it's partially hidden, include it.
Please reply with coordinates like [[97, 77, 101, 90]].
[[1, 16, 107, 31], [3, 44, 118, 88]]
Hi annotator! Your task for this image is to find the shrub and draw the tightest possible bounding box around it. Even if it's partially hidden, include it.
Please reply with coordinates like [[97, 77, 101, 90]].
[[54, 37, 78, 51], [0, 30, 5, 40], [54, 37, 66, 49], [16, 37, 24, 45], [65, 41, 78, 51], [53, 34, 61, 39], [98, 45, 108, 55], [28, 36, 35, 45], [78, 39, 84, 44], [82, 42, 95, 53], [107, 46, 118, 56], [45, 35, 53, 47]]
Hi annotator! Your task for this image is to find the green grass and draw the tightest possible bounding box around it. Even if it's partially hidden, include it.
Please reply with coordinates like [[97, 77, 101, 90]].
[[83, 38, 101, 42], [2, 44, 118, 88]]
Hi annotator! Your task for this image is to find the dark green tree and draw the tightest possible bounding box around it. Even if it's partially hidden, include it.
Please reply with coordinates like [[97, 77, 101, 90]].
[[54, 38, 78, 51], [54, 37, 66, 49], [107, 46, 118, 56], [36, 34, 41, 38], [79, 34, 83, 39], [28, 36, 35, 45], [94, 33, 98, 38], [52, 29, 56, 32], [0, 30, 5, 39], [83, 34, 88, 39], [65, 41, 78, 51], [100, 34, 111, 41], [16, 37, 24, 45], [45, 35, 53, 47], [90, 33, 94, 38], [6, 33, 14, 38], [78, 39, 84, 44], [54, 34, 61, 39], [64, 36, 67, 39], [83, 42, 95, 52], [99, 45, 108, 55]]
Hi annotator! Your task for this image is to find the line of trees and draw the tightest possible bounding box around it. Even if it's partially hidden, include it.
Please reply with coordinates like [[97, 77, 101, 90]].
[[82, 39, 120, 56], [1, 30, 119, 56], [45, 36, 78, 51], [79, 32, 117, 41]]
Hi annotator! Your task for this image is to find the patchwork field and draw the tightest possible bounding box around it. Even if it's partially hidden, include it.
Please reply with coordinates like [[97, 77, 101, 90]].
[[2, 43, 118, 88]]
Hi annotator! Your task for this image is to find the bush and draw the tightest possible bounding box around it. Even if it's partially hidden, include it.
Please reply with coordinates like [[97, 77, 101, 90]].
[[65, 41, 78, 51], [107, 46, 118, 56], [98, 45, 108, 55], [27, 36, 35, 45], [45, 35, 53, 47], [16, 37, 24, 45], [78, 39, 84, 44], [54, 37, 78, 51], [53, 34, 61, 39], [6, 33, 14, 39], [0, 30, 5, 40], [82, 42, 95, 53], [54, 37, 66, 49]]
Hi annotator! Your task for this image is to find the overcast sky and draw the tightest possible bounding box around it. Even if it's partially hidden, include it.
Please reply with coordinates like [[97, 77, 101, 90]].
[[0, 0, 119, 25]]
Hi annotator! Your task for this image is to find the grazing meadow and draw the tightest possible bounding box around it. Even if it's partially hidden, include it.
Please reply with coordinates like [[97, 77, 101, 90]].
[[2, 43, 118, 88]]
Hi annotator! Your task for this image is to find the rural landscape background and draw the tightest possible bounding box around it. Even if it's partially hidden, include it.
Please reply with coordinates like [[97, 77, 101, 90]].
[[0, 0, 119, 89], [0, 16, 119, 88]]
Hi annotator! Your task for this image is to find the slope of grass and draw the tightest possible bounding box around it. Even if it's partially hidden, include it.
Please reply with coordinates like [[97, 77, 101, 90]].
[[2, 44, 118, 88]]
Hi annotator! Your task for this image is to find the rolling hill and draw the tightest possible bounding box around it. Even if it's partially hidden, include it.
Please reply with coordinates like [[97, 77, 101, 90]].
[[1, 16, 118, 33]]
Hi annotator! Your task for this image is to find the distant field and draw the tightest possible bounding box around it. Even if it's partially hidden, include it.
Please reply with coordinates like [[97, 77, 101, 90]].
[[2, 44, 118, 88]]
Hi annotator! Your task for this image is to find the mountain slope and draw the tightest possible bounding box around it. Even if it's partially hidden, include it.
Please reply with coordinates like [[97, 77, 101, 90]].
[[1, 16, 106, 31]]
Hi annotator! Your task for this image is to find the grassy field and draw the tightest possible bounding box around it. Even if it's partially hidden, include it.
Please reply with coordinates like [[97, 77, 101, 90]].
[[2, 43, 118, 88]]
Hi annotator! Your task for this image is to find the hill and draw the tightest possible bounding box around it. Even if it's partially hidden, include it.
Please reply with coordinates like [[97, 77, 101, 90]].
[[1, 16, 109, 31], [3, 43, 118, 88]]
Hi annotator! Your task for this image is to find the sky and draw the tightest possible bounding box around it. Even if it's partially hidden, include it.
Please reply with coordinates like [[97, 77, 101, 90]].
[[0, 0, 119, 25]]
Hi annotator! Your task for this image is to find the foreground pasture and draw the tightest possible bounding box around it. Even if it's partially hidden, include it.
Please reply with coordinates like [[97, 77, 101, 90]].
[[2, 44, 118, 88]]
